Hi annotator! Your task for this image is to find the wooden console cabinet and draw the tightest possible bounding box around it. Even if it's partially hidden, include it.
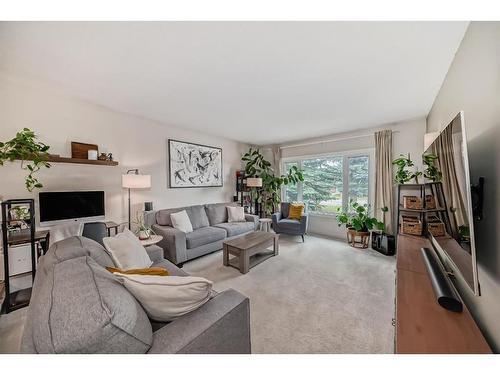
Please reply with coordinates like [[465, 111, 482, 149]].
[[395, 234, 491, 353]]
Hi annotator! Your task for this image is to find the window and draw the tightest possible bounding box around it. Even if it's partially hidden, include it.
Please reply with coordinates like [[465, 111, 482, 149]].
[[283, 162, 299, 202], [282, 152, 371, 215]]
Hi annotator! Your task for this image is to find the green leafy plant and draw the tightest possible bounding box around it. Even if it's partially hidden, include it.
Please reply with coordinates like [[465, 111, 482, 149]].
[[336, 200, 384, 233], [10, 205, 30, 220], [0, 128, 51, 191], [241, 148, 304, 216], [422, 152, 442, 182], [392, 153, 422, 184], [379, 206, 389, 233], [133, 212, 156, 238]]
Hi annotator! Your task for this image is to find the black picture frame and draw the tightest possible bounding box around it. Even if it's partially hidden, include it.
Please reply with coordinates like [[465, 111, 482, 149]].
[[168, 139, 223, 188]]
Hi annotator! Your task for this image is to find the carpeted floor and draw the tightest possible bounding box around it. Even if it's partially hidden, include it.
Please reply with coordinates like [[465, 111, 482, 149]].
[[0, 234, 396, 354], [184, 234, 396, 354]]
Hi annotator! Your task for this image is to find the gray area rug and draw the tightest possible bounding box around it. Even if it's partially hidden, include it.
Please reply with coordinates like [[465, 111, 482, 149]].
[[184, 234, 396, 354]]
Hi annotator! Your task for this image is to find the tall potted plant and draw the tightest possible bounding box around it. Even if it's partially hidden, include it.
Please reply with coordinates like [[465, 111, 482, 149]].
[[241, 148, 303, 216], [0, 128, 51, 191]]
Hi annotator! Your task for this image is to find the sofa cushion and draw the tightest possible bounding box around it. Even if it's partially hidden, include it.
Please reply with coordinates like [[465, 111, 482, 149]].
[[31, 256, 153, 353], [186, 227, 226, 249], [156, 205, 209, 230], [214, 222, 255, 237], [41, 236, 114, 276], [277, 218, 301, 230], [103, 228, 153, 269], [205, 203, 237, 225]]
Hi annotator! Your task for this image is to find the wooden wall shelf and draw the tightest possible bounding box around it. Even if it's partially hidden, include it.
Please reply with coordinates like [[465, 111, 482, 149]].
[[21, 155, 118, 166]]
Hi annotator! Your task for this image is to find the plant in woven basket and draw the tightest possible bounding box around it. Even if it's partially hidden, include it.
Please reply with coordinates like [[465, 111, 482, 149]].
[[422, 152, 442, 182], [392, 153, 422, 184], [336, 200, 384, 233], [0, 128, 51, 191]]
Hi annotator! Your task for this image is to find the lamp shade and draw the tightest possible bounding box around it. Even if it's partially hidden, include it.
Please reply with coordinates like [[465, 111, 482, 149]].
[[122, 174, 151, 189], [246, 177, 263, 187]]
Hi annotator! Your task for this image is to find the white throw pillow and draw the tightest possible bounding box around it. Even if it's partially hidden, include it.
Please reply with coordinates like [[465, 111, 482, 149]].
[[227, 206, 246, 222], [102, 228, 153, 269], [115, 273, 213, 321], [170, 210, 193, 233]]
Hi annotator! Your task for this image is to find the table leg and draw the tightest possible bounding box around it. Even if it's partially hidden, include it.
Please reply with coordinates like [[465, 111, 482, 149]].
[[223, 243, 229, 266], [274, 235, 279, 256], [240, 251, 249, 274]]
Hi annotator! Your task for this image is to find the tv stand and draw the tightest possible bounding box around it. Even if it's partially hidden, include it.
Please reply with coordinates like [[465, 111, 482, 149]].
[[395, 234, 491, 353]]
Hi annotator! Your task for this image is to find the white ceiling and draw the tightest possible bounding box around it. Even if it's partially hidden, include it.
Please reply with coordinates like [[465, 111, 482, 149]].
[[0, 22, 468, 145]]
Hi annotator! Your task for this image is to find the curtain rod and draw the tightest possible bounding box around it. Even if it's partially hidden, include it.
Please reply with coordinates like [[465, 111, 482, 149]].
[[279, 130, 399, 150]]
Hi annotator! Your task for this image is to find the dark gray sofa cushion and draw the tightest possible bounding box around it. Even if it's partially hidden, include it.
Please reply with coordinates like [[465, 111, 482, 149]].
[[275, 218, 301, 230], [214, 222, 255, 237], [156, 205, 209, 229], [31, 256, 153, 353], [42, 236, 114, 274], [186, 227, 226, 249], [205, 203, 237, 225]]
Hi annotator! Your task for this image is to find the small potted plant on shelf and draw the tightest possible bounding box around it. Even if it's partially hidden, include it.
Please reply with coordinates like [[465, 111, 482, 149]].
[[336, 201, 384, 248], [371, 206, 396, 256], [392, 153, 422, 184], [133, 212, 155, 240], [422, 152, 442, 182]]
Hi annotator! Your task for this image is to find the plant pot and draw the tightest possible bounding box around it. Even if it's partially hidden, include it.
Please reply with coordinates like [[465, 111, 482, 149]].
[[371, 232, 396, 256], [346, 228, 370, 249], [138, 230, 151, 240]]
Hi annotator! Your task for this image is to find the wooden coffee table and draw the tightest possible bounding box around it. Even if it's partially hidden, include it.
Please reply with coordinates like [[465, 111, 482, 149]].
[[223, 231, 279, 274]]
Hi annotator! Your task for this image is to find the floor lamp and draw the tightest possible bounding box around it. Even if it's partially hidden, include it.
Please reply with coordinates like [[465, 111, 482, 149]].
[[246, 177, 263, 217], [122, 169, 151, 229]]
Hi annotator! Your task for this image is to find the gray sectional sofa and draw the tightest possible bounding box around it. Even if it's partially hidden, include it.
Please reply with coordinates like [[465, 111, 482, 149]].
[[21, 236, 251, 354], [145, 203, 259, 265]]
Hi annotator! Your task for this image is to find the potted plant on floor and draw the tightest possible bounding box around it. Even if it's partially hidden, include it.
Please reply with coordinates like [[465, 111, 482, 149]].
[[336, 201, 384, 248], [371, 206, 396, 256]]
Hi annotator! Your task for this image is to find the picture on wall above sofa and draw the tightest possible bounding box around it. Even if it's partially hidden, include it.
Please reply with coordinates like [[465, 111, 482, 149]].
[[168, 139, 223, 188]]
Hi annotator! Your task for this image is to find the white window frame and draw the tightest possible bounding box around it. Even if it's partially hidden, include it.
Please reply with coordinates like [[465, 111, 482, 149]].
[[281, 148, 375, 217]]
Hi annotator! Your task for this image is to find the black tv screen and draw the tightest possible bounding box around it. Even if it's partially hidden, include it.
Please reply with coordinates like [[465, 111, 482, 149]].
[[39, 191, 105, 222]]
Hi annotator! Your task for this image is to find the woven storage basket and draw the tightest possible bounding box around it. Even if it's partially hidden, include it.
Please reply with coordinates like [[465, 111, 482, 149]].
[[403, 196, 423, 210], [401, 215, 422, 235], [427, 215, 445, 236], [425, 195, 436, 209]]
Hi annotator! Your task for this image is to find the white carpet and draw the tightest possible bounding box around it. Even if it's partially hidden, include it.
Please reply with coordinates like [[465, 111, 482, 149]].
[[184, 234, 396, 353]]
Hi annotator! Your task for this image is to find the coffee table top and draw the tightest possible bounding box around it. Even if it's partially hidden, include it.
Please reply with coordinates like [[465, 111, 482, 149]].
[[223, 231, 277, 250]]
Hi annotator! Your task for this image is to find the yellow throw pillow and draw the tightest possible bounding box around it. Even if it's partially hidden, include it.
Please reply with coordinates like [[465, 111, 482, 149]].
[[106, 266, 170, 276], [288, 203, 305, 220]]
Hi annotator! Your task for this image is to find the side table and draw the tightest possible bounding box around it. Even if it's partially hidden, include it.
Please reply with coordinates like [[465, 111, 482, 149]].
[[139, 234, 163, 247], [259, 218, 272, 232]]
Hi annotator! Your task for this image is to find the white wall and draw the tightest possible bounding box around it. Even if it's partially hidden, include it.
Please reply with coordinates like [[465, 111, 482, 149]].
[[0, 74, 248, 228], [426, 22, 500, 352], [267, 117, 426, 238]]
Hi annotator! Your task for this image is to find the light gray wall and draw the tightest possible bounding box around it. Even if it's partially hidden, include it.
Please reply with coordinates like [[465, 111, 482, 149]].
[[426, 22, 500, 352]]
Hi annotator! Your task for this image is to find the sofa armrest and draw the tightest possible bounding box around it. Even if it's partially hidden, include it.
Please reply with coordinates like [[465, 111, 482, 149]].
[[271, 212, 282, 225], [152, 224, 187, 265], [145, 245, 164, 263], [148, 289, 251, 354], [245, 214, 259, 230]]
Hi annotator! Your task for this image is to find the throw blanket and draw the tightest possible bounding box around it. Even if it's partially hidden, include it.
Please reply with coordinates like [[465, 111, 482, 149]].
[[50, 222, 84, 243]]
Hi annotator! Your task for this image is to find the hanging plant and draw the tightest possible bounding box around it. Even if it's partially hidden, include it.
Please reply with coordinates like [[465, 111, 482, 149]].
[[241, 148, 304, 216], [422, 152, 442, 182], [0, 128, 51, 191], [392, 153, 422, 184]]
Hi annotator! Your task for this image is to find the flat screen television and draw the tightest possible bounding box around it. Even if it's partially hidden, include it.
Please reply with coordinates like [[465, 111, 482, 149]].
[[424, 111, 480, 295], [39, 191, 105, 224]]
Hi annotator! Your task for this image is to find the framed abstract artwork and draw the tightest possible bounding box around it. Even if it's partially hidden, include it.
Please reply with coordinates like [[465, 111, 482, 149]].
[[168, 139, 223, 188]]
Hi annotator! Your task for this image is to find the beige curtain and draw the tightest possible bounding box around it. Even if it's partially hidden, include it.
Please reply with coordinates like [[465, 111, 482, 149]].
[[374, 130, 394, 234], [431, 123, 468, 237], [272, 145, 282, 176]]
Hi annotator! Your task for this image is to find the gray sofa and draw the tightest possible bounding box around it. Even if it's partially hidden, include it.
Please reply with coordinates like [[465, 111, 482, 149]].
[[145, 203, 259, 265], [272, 202, 309, 242], [21, 236, 251, 354]]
